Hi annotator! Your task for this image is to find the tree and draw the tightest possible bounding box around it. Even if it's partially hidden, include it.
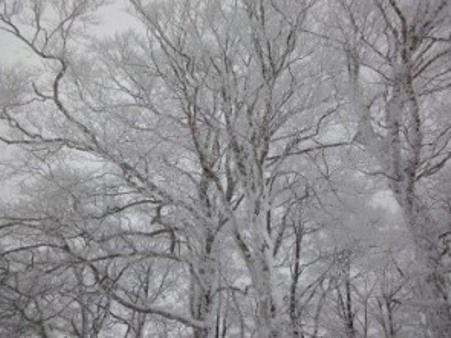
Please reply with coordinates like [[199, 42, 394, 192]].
[[0, 0, 344, 336], [2, 0, 449, 337], [328, 0, 451, 335]]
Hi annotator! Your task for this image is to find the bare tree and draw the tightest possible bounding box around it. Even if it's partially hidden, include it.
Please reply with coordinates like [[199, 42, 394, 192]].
[[2, 0, 449, 337], [327, 0, 451, 335]]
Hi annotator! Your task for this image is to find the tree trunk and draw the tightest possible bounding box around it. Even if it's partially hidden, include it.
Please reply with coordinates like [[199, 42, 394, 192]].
[[402, 199, 451, 337]]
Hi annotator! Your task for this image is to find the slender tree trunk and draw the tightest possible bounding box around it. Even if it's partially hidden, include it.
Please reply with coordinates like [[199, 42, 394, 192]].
[[290, 222, 303, 337], [191, 230, 219, 338]]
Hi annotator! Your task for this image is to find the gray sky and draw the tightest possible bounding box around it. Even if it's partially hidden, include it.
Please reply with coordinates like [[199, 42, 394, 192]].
[[0, 0, 138, 65], [0, 30, 21, 65]]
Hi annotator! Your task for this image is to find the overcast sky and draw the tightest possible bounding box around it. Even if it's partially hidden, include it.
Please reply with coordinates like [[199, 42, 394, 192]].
[[0, 0, 137, 65]]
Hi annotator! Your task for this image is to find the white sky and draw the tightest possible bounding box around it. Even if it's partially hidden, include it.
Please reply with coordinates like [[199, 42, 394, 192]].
[[0, 0, 138, 65], [0, 32, 19, 64]]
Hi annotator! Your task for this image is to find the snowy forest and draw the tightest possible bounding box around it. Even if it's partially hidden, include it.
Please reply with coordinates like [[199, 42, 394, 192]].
[[0, 0, 450, 337]]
